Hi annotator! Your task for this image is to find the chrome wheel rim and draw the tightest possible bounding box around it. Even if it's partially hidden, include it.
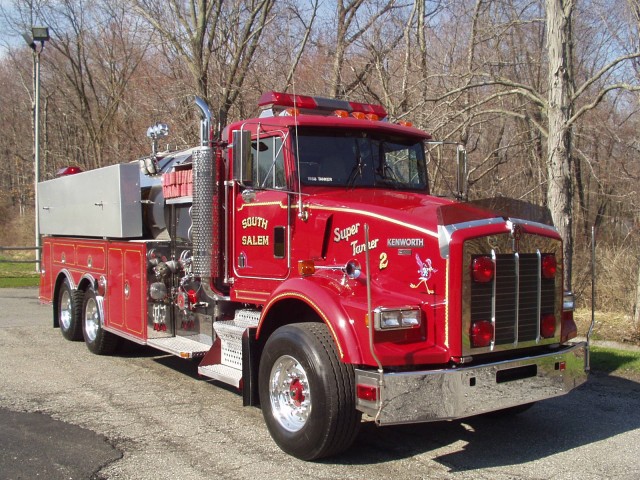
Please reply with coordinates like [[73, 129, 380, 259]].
[[59, 289, 72, 331], [269, 355, 312, 432], [84, 297, 100, 342]]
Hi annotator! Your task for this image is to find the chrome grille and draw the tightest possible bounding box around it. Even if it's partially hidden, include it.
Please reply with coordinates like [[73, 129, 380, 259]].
[[470, 253, 555, 345], [462, 233, 562, 355]]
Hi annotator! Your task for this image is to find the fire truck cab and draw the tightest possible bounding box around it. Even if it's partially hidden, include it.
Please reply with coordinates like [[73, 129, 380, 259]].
[[39, 91, 589, 460]]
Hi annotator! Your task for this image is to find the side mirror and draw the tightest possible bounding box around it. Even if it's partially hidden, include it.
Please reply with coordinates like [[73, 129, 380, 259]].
[[456, 145, 468, 201], [232, 130, 253, 184]]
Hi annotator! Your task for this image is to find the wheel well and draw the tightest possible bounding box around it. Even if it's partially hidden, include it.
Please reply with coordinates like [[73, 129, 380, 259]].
[[258, 298, 321, 346]]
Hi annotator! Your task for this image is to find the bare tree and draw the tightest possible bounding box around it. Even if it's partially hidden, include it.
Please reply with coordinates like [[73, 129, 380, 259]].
[[132, 0, 275, 127], [330, 0, 397, 98]]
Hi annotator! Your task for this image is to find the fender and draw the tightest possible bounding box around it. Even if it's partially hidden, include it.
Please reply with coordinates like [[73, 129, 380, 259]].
[[54, 269, 76, 291], [259, 277, 364, 364]]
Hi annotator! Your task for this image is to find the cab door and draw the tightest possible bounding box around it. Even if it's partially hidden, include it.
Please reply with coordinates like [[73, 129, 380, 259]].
[[233, 134, 290, 285]]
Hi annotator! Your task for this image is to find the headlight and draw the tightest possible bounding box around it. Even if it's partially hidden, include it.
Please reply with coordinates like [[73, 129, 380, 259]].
[[374, 307, 422, 330]]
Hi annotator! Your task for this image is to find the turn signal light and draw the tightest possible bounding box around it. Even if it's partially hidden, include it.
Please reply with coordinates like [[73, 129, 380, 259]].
[[541, 255, 557, 279], [470, 320, 493, 348], [540, 313, 556, 338], [472, 256, 494, 283], [298, 260, 315, 276]]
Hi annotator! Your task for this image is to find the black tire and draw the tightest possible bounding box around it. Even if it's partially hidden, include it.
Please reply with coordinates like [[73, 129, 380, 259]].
[[57, 280, 83, 341], [258, 323, 361, 460], [82, 288, 119, 355]]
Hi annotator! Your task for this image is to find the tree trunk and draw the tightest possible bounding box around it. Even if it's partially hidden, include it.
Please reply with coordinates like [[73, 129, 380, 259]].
[[634, 260, 640, 329], [546, 0, 575, 292]]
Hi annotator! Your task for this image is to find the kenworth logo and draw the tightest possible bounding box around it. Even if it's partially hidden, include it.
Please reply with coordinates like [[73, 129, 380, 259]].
[[387, 238, 424, 248]]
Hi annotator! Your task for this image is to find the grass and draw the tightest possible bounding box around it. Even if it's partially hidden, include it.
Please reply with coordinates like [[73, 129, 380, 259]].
[[0, 255, 40, 288], [590, 346, 640, 378]]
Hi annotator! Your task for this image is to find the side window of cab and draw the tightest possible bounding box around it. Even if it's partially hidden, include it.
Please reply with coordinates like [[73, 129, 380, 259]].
[[252, 137, 286, 189]]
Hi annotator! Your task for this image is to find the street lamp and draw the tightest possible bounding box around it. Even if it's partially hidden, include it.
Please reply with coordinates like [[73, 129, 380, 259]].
[[23, 26, 49, 273]]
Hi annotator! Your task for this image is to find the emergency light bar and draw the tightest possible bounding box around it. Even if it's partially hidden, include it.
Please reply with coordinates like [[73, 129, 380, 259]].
[[258, 91, 388, 120]]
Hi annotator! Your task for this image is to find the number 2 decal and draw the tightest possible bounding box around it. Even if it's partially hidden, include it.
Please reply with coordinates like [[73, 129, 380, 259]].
[[379, 252, 388, 270]]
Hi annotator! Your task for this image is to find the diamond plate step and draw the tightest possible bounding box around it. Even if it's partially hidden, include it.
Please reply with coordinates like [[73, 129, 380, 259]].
[[147, 336, 211, 358], [213, 310, 260, 370], [198, 364, 243, 388]]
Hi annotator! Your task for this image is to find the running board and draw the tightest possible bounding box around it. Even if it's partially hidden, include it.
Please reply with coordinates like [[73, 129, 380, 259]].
[[198, 364, 243, 388], [147, 336, 211, 358]]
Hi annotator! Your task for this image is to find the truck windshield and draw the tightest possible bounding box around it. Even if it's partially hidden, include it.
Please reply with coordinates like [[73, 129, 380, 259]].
[[293, 128, 428, 191]]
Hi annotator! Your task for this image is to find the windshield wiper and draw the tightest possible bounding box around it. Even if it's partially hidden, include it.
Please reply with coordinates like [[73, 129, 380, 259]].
[[347, 156, 364, 187]]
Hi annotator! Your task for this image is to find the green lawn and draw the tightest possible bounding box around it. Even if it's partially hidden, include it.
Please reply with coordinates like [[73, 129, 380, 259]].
[[590, 346, 640, 377], [0, 255, 40, 287]]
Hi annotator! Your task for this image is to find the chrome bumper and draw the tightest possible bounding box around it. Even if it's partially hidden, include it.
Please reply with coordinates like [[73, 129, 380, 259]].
[[355, 342, 588, 425]]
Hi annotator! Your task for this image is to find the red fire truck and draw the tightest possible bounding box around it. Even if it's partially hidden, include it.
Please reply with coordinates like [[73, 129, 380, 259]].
[[39, 92, 588, 460]]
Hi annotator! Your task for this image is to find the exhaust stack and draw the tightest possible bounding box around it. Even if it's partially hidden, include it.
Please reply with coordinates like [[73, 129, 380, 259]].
[[192, 97, 218, 289]]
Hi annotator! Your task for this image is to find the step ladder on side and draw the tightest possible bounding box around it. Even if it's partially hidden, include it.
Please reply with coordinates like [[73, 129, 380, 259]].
[[198, 309, 260, 387], [147, 335, 211, 359]]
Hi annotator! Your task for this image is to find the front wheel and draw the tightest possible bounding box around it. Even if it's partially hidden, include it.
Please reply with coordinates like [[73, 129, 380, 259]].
[[259, 323, 361, 460], [82, 288, 119, 355]]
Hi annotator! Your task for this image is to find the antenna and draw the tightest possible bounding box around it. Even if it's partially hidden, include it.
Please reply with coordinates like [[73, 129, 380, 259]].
[[291, 79, 307, 221]]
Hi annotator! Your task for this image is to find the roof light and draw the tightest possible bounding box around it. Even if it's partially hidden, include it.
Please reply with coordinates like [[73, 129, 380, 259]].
[[292, 94, 316, 109], [258, 91, 295, 107], [351, 111, 366, 120], [334, 110, 349, 118], [397, 120, 413, 127], [257, 90, 387, 119]]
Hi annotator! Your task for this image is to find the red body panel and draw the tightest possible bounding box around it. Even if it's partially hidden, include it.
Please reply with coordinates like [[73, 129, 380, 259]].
[[40, 237, 148, 342]]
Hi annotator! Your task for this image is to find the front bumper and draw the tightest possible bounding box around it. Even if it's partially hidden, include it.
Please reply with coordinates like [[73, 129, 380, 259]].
[[355, 342, 588, 425]]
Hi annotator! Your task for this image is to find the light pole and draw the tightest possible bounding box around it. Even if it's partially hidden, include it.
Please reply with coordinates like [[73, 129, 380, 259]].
[[23, 26, 49, 273]]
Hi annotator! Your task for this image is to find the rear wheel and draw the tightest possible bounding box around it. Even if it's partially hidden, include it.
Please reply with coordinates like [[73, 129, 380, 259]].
[[82, 288, 119, 355], [259, 323, 361, 460], [57, 280, 83, 341]]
